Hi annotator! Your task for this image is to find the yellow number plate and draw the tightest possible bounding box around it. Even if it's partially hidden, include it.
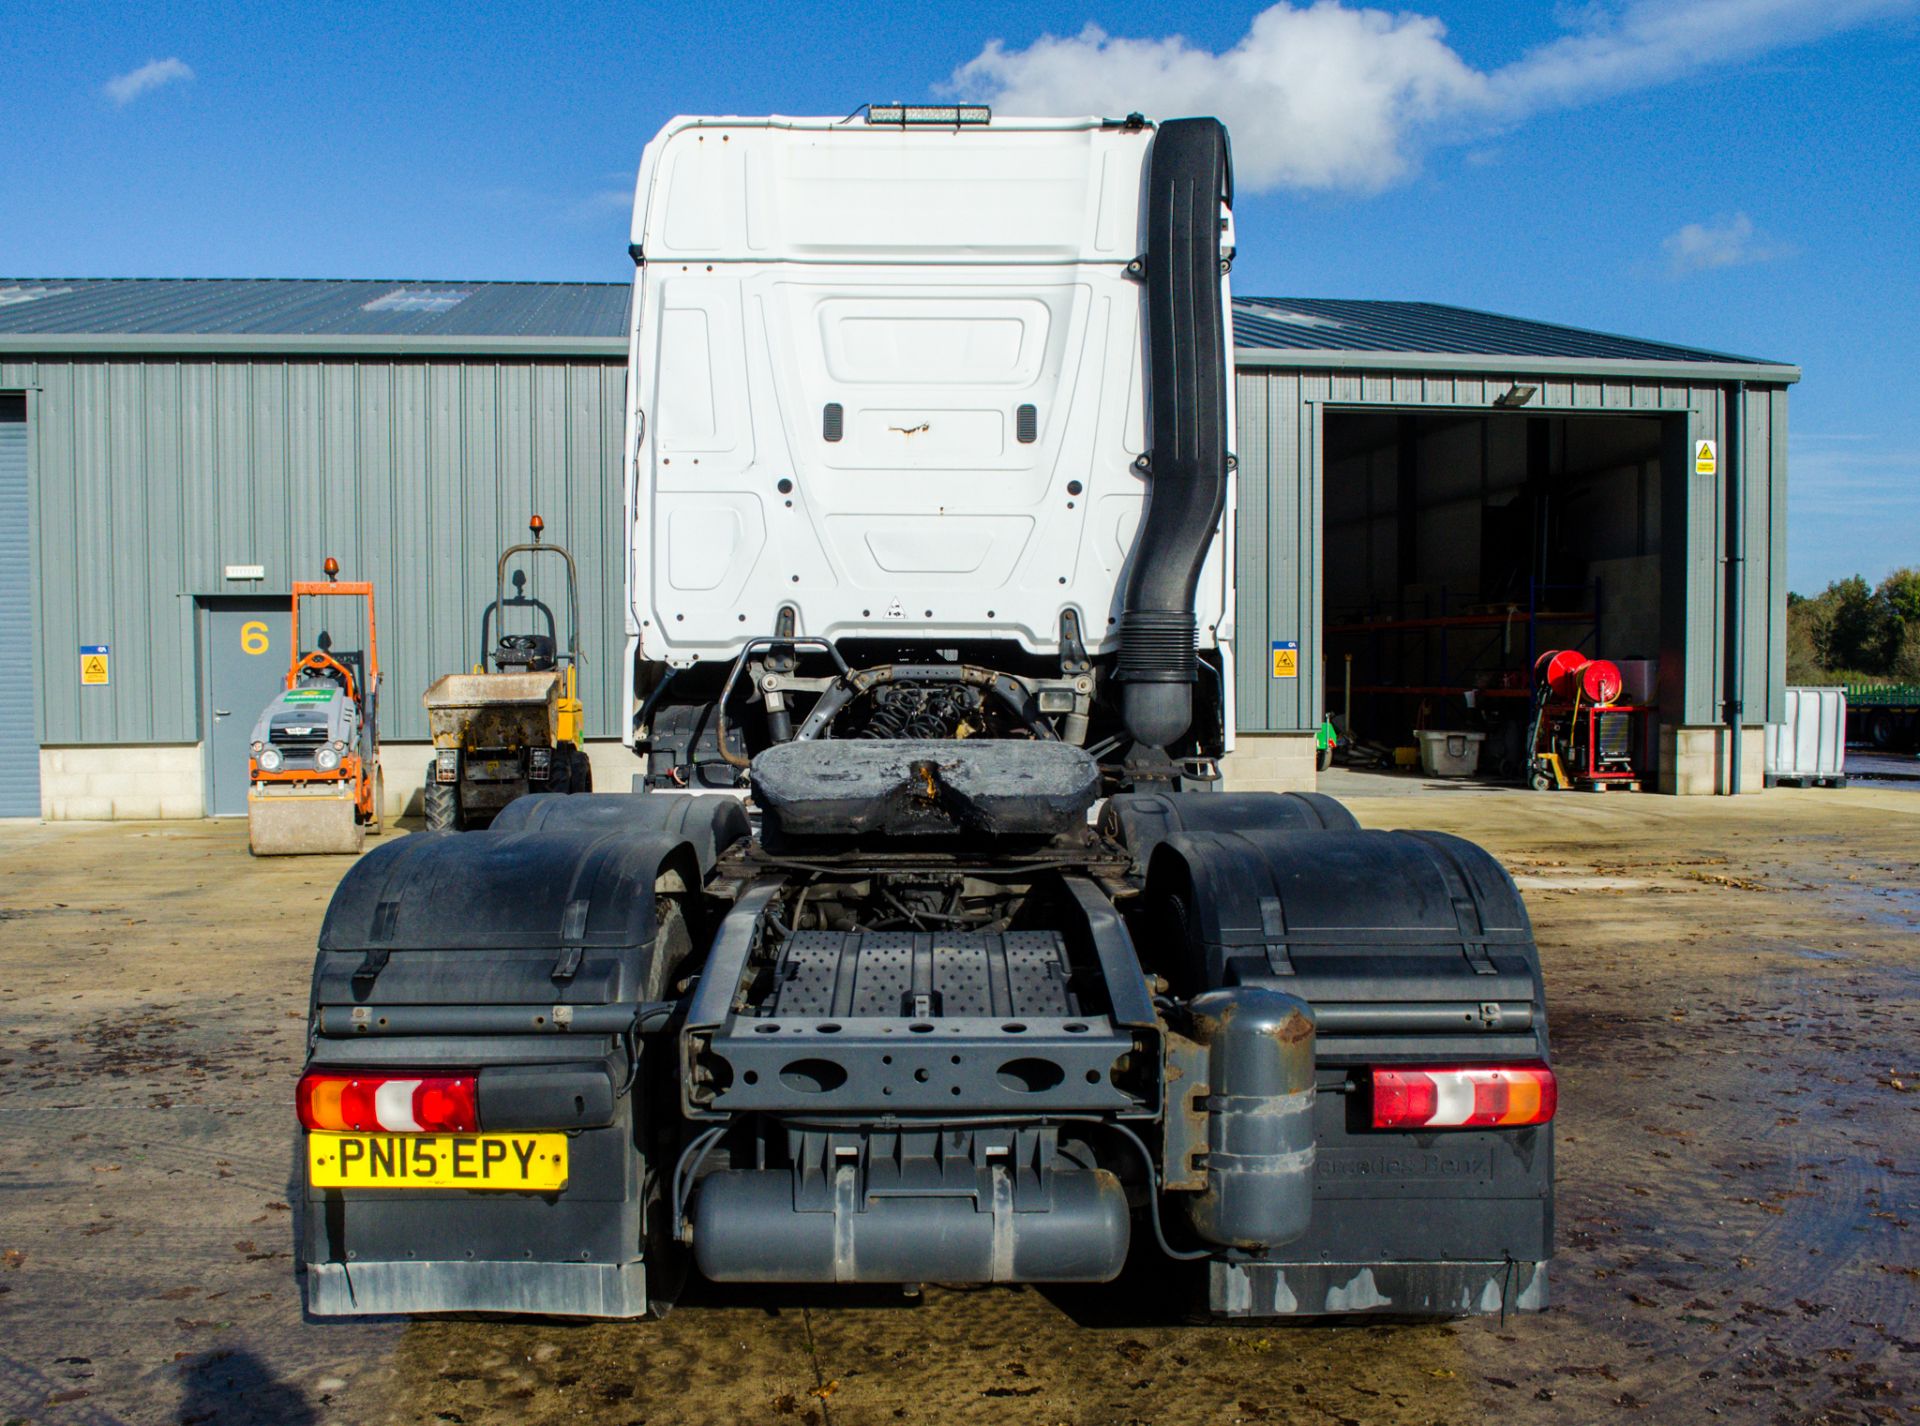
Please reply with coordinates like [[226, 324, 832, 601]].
[[308, 1132, 568, 1191]]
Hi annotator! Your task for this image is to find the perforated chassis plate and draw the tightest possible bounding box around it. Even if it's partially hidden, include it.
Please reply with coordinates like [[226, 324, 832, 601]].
[[695, 928, 1137, 1113]]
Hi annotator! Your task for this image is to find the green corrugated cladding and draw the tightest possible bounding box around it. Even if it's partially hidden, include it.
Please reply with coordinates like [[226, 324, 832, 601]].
[[0, 354, 1790, 751], [2, 357, 629, 744], [1231, 368, 1789, 734]]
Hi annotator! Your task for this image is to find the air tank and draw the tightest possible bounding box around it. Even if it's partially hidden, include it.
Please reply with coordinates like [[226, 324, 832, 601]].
[[1184, 987, 1317, 1250]]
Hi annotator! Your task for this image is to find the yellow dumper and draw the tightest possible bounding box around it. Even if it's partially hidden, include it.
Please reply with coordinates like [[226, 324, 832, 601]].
[[421, 516, 589, 830]]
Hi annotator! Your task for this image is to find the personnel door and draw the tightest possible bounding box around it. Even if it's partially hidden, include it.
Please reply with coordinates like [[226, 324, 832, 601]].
[[201, 599, 292, 816]]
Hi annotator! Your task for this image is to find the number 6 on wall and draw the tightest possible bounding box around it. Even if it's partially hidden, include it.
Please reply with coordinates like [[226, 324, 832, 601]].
[[241, 621, 271, 655]]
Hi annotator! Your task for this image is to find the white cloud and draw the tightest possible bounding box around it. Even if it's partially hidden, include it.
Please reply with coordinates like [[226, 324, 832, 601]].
[[1787, 441, 1920, 586], [569, 187, 633, 219], [1789, 442, 1920, 518], [952, 9, 1484, 192], [104, 57, 194, 106], [1661, 212, 1795, 274], [1489, 0, 1910, 111], [951, 0, 1915, 193]]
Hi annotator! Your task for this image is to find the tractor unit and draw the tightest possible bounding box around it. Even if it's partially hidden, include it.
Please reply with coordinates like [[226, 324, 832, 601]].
[[297, 111, 1556, 1322]]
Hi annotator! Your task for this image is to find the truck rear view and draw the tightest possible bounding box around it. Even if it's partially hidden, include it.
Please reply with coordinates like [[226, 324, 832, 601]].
[[296, 109, 1555, 1321]]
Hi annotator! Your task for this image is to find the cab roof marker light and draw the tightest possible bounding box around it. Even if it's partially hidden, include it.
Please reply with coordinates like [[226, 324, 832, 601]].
[[867, 104, 990, 126], [1370, 1064, 1556, 1130], [297, 1072, 478, 1134]]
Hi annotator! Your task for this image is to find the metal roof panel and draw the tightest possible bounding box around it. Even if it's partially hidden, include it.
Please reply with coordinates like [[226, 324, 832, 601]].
[[0, 278, 631, 339], [1230, 296, 1782, 366], [0, 279, 1787, 373]]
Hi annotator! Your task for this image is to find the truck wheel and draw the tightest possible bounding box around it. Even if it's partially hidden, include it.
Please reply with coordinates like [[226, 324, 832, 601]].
[[368, 766, 385, 836], [569, 749, 594, 795], [1317, 743, 1334, 772], [1529, 770, 1555, 792], [423, 772, 459, 832], [1869, 712, 1895, 749]]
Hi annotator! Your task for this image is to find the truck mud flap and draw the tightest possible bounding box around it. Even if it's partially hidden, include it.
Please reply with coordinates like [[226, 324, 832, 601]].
[[300, 800, 744, 1318], [1143, 827, 1554, 1300], [1210, 1259, 1547, 1318], [300, 1079, 653, 1318], [307, 1259, 648, 1318]]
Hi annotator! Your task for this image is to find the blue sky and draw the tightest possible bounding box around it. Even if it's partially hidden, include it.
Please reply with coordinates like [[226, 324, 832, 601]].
[[4, 0, 1917, 591]]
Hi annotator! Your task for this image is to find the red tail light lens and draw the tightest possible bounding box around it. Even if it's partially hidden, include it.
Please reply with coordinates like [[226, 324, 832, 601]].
[[298, 1072, 478, 1133], [1371, 1064, 1556, 1129]]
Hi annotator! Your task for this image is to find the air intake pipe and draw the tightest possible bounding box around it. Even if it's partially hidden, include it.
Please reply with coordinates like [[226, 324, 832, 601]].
[[1115, 117, 1233, 750]]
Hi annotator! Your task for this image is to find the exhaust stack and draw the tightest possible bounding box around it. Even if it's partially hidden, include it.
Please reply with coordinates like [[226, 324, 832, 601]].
[[1115, 117, 1233, 750]]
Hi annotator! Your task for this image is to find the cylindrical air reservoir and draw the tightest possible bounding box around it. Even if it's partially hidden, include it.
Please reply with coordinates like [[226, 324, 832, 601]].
[[1184, 986, 1317, 1249]]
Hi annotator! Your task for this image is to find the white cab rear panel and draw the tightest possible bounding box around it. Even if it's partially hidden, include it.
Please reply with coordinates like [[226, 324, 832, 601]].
[[623, 116, 1233, 701]]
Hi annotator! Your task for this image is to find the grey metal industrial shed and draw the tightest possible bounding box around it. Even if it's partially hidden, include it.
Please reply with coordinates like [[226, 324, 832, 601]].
[[0, 279, 633, 818], [1227, 297, 1797, 795], [0, 279, 1795, 818]]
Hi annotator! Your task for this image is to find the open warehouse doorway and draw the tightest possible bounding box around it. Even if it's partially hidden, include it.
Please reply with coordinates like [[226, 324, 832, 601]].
[[1321, 408, 1676, 786]]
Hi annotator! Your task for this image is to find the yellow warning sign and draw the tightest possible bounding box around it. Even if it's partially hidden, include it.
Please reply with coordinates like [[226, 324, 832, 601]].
[[1694, 440, 1717, 476], [1271, 640, 1298, 679], [80, 644, 110, 686]]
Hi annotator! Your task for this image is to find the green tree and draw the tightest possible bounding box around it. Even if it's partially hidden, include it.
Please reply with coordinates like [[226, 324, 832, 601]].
[[1881, 568, 1920, 622], [1786, 590, 1827, 683], [1820, 576, 1886, 674], [1785, 573, 1919, 682], [1876, 567, 1920, 674]]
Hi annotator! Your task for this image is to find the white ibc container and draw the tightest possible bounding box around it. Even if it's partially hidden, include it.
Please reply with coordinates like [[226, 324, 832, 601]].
[[1417, 729, 1486, 778], [1766, 687, 1847, 782]]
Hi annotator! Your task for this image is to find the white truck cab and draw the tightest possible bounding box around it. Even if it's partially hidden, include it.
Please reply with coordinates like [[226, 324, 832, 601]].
[[621, 110, 1237, 787]]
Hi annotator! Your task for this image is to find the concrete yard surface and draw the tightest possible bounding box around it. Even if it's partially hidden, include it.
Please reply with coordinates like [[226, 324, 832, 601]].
[[1, 789, 1916, 1426]]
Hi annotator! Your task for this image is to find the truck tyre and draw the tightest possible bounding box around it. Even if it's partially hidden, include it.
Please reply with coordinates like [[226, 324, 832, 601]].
[[368, 767, 385, 836], [423, 771, 459, 831], [569, 748, 594, 795], [1869, 712, 1895, 749]]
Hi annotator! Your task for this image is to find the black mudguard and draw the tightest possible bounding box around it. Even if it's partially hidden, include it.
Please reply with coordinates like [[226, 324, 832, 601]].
[[300, 793, 746, 1318], [1100, 789, 1357, 870], [1139, 826, 1554, 1317], [487, 790, 748, 870]]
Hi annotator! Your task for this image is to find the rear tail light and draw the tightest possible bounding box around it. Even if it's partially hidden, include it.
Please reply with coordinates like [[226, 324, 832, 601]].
[[298, 1072, 478, 1133], [1370, 1064, 1556, 1129]]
